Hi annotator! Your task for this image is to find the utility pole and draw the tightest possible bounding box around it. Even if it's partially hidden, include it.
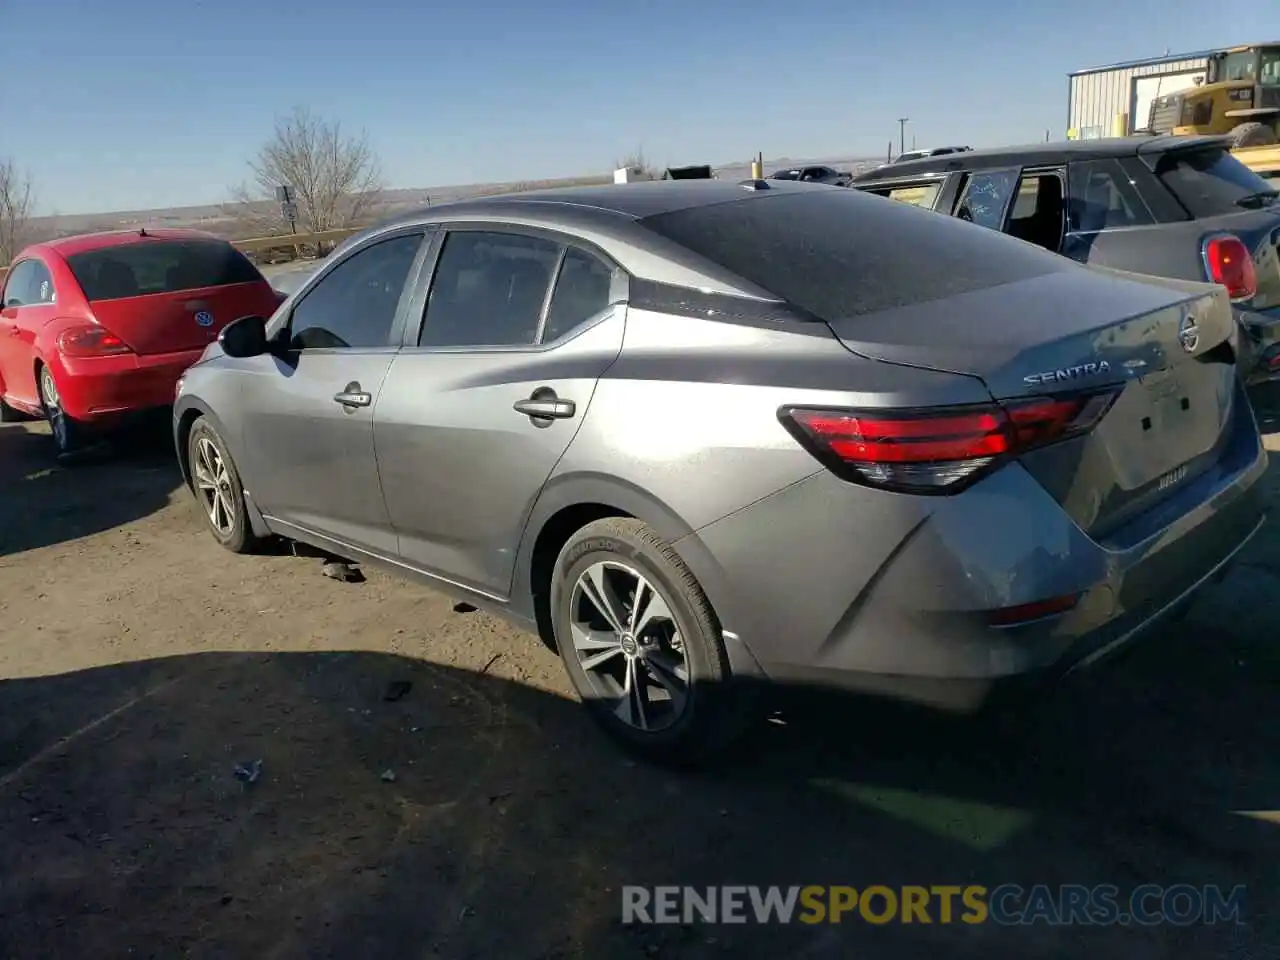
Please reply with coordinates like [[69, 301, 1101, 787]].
[[897, 118, 909, 156]]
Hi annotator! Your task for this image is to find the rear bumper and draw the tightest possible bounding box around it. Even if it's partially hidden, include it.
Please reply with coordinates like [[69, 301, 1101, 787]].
[[1240, 304, 1280, 385], [55, 347, 204, 422], [677, 381, 1270, 711]]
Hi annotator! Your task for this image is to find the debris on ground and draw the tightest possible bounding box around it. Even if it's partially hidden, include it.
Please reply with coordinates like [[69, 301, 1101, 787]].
[[233, 760, 263, 784], [380, 769, 396, 783], [383, 680, 412, 702], [453, 602, 477, 613], [321, 561, 365, 583], [481, 653, 502, 675]]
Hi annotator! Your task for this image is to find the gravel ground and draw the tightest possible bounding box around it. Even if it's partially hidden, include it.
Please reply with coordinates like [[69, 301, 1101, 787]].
[[1, 388, 1279, 959]]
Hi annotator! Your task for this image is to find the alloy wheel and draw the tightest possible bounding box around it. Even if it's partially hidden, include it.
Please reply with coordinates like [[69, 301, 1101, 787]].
[[192, 436, 236, 536], [39, 369, 70, 451], [568, 561, 690, 732]]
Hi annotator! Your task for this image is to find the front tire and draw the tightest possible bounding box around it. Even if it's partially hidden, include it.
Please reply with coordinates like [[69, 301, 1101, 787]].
[[38, 365, 86, 456], [186, 417, 264, 554], [551, 517, 748, 767], [1229, 121, 1278, 149]]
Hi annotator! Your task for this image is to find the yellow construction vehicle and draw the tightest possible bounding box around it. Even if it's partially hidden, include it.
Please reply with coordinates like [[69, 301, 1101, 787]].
[[1147, 42, 1280, 147]]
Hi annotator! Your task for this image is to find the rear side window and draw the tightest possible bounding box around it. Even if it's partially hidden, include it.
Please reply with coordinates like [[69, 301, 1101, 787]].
[[1148, 147, 1279, 218], [66, 240, 263, 302], [1067, 159, 1154, 232], [638, 190, 1067, 321], [867, 182, 942, 209]]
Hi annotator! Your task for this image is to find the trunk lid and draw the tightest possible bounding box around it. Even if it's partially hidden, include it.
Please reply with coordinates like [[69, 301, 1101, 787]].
[[64, 237, 279, 356], [825, 269, 1242, 535], [88, 282, 280, 355]]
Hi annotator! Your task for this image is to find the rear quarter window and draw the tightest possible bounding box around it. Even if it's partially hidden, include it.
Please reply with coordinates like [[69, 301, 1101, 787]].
[[66, 240, 264, 302], [639, 190, 1069, 321], [1148, 147, 1279, 218]]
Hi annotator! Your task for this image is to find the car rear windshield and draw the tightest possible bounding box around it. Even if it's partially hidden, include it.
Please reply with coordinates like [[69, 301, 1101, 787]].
[[65, 239, 263, 302], [1148, 146, 1279, 218], [638, 190, 1068, 320]]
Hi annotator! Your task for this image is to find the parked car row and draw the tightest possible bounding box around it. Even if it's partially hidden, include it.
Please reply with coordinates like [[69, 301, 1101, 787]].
[[2, 176, 1273, 767], [847, 133, 1280, 387]]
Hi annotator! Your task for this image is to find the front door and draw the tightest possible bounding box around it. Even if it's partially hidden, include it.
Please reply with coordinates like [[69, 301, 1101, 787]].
[[376, 228, 625, 597], [238, 230, 427, 556], [0, 260, 57, 409]]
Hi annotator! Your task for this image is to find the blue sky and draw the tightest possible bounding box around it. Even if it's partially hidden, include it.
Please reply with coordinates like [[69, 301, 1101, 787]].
[[3, 0, 1279, 215]]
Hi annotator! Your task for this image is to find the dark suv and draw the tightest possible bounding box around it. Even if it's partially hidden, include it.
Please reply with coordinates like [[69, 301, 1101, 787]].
[[850, 135, 1280, 386]]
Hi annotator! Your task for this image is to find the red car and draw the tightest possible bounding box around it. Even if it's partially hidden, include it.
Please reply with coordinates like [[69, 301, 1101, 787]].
[[0, 229, 283, 455]]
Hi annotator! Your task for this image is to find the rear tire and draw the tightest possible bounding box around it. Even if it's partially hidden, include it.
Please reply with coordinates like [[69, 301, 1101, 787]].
[[186, 417, 264, 555], [0, 396, 23, 422], [1229, 121, 1278, 149], [38, 365, 87, 457], [550, 517, 749, 767]]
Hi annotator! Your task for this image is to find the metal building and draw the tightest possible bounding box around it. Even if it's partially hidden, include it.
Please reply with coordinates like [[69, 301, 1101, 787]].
[[1067, 49, 1219, 139]]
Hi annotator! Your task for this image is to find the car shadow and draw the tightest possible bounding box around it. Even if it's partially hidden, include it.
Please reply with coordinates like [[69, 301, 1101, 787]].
[[0, 646, 1276, 958], [0, 421, 182, 558]]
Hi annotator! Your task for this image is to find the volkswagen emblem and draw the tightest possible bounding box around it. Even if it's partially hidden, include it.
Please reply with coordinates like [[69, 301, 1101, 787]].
[[1178, 314, 1199, 353], [194, 311, 214, 328]]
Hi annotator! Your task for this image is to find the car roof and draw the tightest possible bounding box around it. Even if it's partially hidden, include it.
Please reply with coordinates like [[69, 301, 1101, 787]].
[[853, 134, 1231, 182], [372, 178, 830, 230], [34, 228, 229, 259]]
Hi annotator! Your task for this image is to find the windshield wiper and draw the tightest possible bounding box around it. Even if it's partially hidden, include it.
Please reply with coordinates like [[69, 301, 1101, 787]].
[[1234, 191, 1280, 209]]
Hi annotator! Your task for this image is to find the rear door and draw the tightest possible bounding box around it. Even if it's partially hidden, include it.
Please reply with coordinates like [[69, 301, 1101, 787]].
[[62, 239, 281, 355], [238, 229, 428, 555], [375, 226, 626, 597], [0, 259, 58, 408]]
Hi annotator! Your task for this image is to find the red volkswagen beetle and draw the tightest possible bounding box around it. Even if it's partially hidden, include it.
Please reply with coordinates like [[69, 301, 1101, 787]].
[[0, 229, 284, 456]]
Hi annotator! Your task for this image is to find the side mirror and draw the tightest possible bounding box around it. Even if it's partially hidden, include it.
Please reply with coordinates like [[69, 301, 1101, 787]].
[[219, 314, 268, 358]]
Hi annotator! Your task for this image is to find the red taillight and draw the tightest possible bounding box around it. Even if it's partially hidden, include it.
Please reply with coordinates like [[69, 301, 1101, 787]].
[[1204, 234, 1257, 301], [56, 325, 133, 358], [779, 391, 1119, 494], [987, 593, 1081, 627]]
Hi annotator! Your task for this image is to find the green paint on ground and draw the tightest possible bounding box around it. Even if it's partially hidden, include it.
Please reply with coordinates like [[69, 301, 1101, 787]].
[[812, 779, 1034, 852]]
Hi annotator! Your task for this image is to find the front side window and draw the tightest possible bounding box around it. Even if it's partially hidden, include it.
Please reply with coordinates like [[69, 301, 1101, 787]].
[[869, 182, 943, 209], [1221, 51, 1257, 83], [1, 261, 37, 307], [419, 231, 560, 348], [954, 169, 1019, 229], [288, 233, 423, 350], [26, 261, 56, 304]]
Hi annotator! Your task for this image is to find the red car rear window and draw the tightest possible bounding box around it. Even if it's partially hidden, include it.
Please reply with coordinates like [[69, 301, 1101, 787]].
[[65, 240, 264, 302]]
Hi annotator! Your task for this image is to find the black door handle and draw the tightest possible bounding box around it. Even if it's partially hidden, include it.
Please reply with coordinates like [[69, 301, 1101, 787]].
[[514, 395, 576, 420]]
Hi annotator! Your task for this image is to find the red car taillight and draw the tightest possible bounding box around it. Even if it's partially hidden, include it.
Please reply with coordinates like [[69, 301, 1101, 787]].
[[1204, 234, 1257, 301], [778, 390, 1119, 494], [56, 325, 133, 358]]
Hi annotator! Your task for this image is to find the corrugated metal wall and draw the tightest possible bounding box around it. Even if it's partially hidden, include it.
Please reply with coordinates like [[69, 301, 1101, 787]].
[[1068, 57, 1209, 138]]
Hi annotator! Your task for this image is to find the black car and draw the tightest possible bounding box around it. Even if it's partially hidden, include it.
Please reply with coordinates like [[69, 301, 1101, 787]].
[[850, 135, 1280, 386], [768, 165, 851, 186]]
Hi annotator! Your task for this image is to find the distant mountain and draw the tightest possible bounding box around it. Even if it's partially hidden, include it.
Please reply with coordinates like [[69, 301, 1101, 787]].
[[27, 155, 882, 241]]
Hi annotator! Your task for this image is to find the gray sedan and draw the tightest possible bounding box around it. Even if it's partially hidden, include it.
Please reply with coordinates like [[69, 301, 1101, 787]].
[[173, 180, 1269, 765]]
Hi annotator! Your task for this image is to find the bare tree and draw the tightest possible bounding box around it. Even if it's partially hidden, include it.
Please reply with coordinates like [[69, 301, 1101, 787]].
[[0, 158, 36, 265], [226, 107, 385, 238], [615, 147, 658, 181]]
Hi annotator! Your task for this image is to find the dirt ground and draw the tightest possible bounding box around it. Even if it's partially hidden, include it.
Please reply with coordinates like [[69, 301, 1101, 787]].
[[2, 391, 1280, 959]]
